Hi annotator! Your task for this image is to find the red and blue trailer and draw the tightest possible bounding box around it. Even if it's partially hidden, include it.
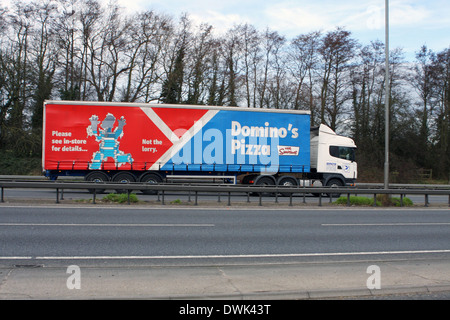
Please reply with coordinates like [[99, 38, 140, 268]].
[[43, 100, 356, 192]]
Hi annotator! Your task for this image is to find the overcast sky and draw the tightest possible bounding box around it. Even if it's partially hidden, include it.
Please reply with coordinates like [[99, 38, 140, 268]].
[[113, 0, 450, 60]]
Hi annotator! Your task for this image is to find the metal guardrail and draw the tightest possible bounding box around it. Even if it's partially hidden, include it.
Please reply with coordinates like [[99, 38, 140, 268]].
[[0, 175, 448, 190], [0, 180, 449, 207], [356, 183, 450, 190], [1, 176, 448, 189]]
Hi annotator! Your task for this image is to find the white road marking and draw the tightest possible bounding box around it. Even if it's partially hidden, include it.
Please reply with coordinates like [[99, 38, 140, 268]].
[[1, 204, 448, 211], [1, 249, 450, 260], [0, 223, 214, 227], [322, 223, 450, 226]]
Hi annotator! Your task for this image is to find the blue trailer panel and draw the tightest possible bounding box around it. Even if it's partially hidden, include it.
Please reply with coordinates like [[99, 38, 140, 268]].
[[160, 108, 311, 174]]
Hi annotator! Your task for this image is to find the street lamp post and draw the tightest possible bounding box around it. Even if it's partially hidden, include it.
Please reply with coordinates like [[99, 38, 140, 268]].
[[384, 0, 390, 190]]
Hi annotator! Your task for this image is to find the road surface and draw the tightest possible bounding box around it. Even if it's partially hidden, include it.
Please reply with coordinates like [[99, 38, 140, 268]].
[[1, 204, 449, 300]]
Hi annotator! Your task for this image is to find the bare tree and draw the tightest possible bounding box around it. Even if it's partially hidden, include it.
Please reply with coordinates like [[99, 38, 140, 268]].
[[77, 0, 102, 100], [412, 45, 438, 166], [318, 27, 358, 130], [54, 0, 81, 100], [160, 13, 190, 104], [3, 1, 33, 132], [29, 1, 59, 136], [0, 4, 10, 149], [185, 23, 214, 105], [205, 38, 225, 106], [350, 40, 385, 149], [239, 24, 261, 108], [430, 48, 450, 180], [88, 2, 130, 101], [264, 30, 286, 109], [288, 31, 321, 118], [121, 10, 172, 102], [222, 25, 244, 106]]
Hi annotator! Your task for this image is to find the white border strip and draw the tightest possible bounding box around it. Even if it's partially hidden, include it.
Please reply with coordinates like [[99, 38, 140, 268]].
[[44, 100, 311, 115], [141, 108, 218, 170]]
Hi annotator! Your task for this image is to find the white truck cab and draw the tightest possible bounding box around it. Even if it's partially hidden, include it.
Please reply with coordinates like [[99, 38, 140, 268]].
[[310, 124, 357, 187]]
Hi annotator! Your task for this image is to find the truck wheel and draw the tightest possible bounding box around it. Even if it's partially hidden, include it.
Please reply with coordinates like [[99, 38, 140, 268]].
[[254, 176, 275, 196], [139, 173, 163, 195], [277, 176, 298, 197], [326, 179, 343, 198], [85, 171, 110, 194], [112, 172, 136, 194]]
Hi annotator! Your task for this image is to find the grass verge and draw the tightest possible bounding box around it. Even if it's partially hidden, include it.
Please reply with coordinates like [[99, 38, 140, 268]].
[[335, 195, 413, 207], [102, 193, 139, 204]]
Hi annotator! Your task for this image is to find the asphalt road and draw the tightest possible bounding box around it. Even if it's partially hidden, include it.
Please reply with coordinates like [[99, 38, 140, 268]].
[[1, 203, 450, 300], [1, 205, 450, 257]]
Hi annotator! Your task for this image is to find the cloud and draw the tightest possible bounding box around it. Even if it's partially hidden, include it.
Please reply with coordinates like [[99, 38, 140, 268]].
[[393, 1, 430, 25], [265, 6, 331, 34], [189, 10, 250, 35], [350, 1, 432, 30], [263, 0, 434, 37], [262, 1, 379, 36], [93, 0, 450, 55]]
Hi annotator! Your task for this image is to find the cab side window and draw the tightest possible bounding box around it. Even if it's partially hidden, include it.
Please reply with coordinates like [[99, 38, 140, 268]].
[[329, 146, 355, 161]]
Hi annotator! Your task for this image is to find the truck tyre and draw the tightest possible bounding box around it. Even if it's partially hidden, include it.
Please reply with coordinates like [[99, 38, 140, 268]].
[[139, 173, 163, 195], [326, 178, 343, 198], [112, 172, 136, 194], [85, 171, 110, 194], [254, 176, 275, 196], [277, 176, 298, 197]]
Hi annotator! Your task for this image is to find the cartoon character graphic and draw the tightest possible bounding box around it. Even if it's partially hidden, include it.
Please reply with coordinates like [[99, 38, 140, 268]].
[[87, 113, 133, 169]]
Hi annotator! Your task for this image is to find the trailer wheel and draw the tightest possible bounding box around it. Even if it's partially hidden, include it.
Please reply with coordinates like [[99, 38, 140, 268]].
[[277, 176, 298, 197], [85, 171, 110, 194], [139, 173, 163, 195], [254, 176, 275, 196], [112, 172, 136, 194]]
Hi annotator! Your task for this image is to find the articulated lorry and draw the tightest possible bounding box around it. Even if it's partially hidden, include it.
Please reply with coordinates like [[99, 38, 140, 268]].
[[42, 100, 357, 193]]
